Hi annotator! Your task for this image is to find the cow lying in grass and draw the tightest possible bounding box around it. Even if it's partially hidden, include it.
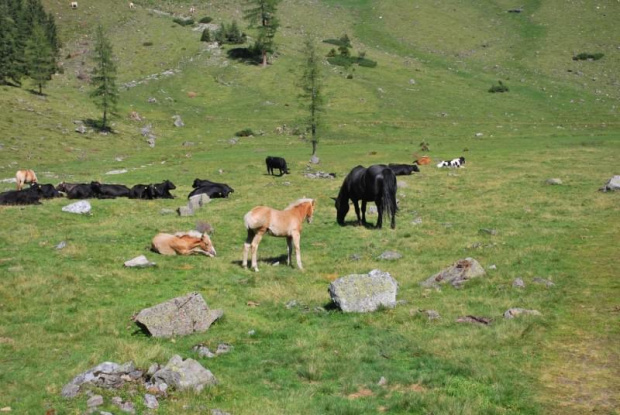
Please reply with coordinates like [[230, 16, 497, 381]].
[[189, 179, 234, 199], [437, 156, 465, 168], [151, 231, 216, 256], [388, 163, 420, 175], [0, 186, 43, 205]]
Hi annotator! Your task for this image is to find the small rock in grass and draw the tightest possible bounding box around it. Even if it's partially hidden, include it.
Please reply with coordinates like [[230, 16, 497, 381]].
[[425, 310, 441, 320], [546, 178, 562, 185], [144, 394, 159, 410], [123, 255, 156, 268], [503, 308, 542, 319], [377, 376, 388, 386], [62, 201, 91, 214], [513, 278, 525, 288], [86, 395, 103, 407], [377, 251, 402, 261], [532, 277, 555, 287]]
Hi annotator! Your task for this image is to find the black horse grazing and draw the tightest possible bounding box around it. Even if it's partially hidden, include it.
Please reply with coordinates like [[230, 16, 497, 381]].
[[266, 156, 289, 176], [333, 164, 398, 229]]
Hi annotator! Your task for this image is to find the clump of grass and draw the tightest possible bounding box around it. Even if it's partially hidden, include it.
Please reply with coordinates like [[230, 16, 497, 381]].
[[234, 128, 255, 137], [572, 52, 604, 61], [488, 80, 509, 93], [142, 41, 153, 47], [173, 17, 194, 27]]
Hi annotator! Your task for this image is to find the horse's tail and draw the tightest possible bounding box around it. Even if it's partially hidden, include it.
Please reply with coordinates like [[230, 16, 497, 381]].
[[381, 168, 398, 228]]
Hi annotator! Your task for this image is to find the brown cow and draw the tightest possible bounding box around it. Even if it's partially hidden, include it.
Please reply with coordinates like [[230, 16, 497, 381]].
[[15, 169, 38, 190], [151, 231, 216, 256]]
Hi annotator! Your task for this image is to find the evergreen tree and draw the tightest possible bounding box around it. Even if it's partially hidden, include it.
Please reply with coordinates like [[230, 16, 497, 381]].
[[0, 2, 20, 85], [45, 12, 61, 57], [299, 37, 325, 156], [6, 0, 27, 82], [243, 0, 280, 66], [24, 24, 54, 94], [90, 25, 119, 131]]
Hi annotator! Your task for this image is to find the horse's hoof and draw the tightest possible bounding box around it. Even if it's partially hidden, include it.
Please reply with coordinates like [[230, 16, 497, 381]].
[[253, 267, 259, 272]]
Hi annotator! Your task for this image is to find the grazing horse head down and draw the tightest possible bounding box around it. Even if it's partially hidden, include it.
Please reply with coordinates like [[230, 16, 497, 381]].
[[151, 230, 216, 257], [334, 164, 398, 229], [15, 169, 38, 190], [242, 198, 315, 272]]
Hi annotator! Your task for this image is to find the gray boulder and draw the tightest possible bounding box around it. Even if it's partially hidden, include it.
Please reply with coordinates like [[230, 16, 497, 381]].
[[133, 292, 223, 338], [504, 308, 542, 319], [188, 194, 211, 211], [546, 178, 562, 185], [124, 255, 156, 268], [177, 206, 194, 217], [62, 201, 91, 214], [328, 269, 398, 313], [152, 355, 217, 393], [61, 361, 136, 398], [420, 257, 486, 288], [600, 175, 620, 192], [172, 115, 185, 127]]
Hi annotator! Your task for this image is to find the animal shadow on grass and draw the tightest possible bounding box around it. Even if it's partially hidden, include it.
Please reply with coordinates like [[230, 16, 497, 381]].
[[231, 254, 290, 268], [341, 219, 380, 229]]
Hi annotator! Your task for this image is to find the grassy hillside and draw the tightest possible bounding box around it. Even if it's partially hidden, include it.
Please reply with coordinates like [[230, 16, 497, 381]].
[[0, 0, 618, 414]]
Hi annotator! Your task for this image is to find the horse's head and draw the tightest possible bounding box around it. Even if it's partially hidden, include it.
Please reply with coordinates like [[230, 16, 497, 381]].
[[306, 199, 316, 224], [332, 196, 348, 225], [200, 233, 216, 257]]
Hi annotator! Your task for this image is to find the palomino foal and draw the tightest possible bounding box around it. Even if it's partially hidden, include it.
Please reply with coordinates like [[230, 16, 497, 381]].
[[242, 198, 315, 272]]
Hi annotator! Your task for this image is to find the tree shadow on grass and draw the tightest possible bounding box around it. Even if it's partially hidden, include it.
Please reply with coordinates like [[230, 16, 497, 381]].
[[226, 47, 262, 65], [84, 118, 114, 133]]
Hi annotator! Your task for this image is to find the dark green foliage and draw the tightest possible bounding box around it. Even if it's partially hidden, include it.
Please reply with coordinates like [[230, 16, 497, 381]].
[[327, 55, 377, 68], [420, 140, 430, 152], [337, 34, 351, 57], [200, 29, 211, 42], [90, 24, 119, 131], [488, 80, 509, 93], [0, 2, 20, 85], [199, 16, 213, 24], [572, 52, 604, 61], [235, 128, 255, 137], [142, 41, 153, 47], [24, 24, 54, 94], [326, 48, 336, 57], [214, 21, 246, 45], [322, 38, 346, 47], [357, 57, 377, 68], [243, 0, 281, 66], [173, 17, 194, 26]]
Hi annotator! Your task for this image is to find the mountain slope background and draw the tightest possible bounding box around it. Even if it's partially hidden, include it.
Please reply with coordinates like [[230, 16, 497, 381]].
[[0, 0, 618, 414]]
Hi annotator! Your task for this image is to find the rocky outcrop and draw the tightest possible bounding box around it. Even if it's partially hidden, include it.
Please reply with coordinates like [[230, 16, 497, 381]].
[[328, 269, 398, 313], [420, 258, 486, 288]]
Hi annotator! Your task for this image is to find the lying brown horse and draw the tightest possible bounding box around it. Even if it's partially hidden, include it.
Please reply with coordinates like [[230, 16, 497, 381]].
[[242, 198, 315, 272], [151, 231, 216, 256], [15, 169, 38, 190]]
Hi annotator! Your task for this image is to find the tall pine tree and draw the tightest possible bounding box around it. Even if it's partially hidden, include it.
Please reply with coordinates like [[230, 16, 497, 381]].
[[244, 0, 280, 67], [90, 24, 119, 131], [24, 24, 54, 94], [299, 36, 325, 156], [0, 1, 20, 85]]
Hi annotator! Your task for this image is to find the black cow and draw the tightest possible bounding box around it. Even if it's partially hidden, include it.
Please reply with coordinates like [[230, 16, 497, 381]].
[[129, 184, 151, 199], [56, 182, 82, 194], [188, 183, 234, 199], [36, 183, 62, 198], [266, 156, 289, 176], [192, 178, 234, 194], [388, 164, 420, 176], [91, 182, 131, 199], [66, 183, 96, 199], [152, 180, 176, 199], [0, 186, 43, 205]]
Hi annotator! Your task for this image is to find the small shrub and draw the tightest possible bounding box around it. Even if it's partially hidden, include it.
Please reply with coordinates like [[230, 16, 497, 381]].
[[173, 17, 194, 27], [572, 52, 604, 61], [200, 29, 211, 42], [199, 16, 213, 24], [142, 41, 153, 47], [327, 55, 352, 68], [346, 74, 353, 79], [327, 48, 337, 58], [356, 57, 377, 68], [488, 80, 509, 93], [235, 128, 254, 137], [214, 21, 246, 45]]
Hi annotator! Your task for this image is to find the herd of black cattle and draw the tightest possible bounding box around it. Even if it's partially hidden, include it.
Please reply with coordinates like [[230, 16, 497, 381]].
[[0, 156, 422, 206]]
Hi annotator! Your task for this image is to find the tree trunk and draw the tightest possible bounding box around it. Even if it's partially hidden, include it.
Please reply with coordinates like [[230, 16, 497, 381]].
[[311, 140, 317, 156], [262, 50, 268, 67], [102, 108, 107, 130]]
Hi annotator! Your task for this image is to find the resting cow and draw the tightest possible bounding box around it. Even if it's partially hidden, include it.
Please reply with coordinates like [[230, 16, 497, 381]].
[[437, 156, 466, 168], [35, 183, 62, 198], [151, 231, 216, 256], [388, 164, 420, 176], [15, 169, 38, 190], [189, 179, 234, 199], [129, 184, 157, 199], [65, 183, 96, 199], [0, 186, 43, 205], [152, 180, 176, 199], [91, 182, 130, 199], [266, 156, 289, 176]]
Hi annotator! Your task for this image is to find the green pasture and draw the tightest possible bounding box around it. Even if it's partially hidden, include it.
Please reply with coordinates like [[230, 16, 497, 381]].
[[0, 0, 618, 414]]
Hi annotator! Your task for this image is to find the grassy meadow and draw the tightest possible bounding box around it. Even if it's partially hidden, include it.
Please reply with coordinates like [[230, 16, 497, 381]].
[[0, 0, 618, 414]]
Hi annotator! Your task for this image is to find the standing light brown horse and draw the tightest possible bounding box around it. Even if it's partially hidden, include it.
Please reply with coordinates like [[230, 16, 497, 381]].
[[242, 198, 316, 272], [15, 169, 38, 190]]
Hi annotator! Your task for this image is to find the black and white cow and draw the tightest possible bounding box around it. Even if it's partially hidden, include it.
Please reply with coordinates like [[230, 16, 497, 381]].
[[388, 163, 420, 176], [436, 156, 465, 168], [266, 156, 289, 176]]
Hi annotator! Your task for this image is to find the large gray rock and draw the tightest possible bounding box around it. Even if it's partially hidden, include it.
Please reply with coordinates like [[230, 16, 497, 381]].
[[600, 175, 620, 192], [188, 194, 211, 211], [124, 255, 156, 268], [177, 205, 194, 217], [133, 292, 223, 338], [61, 361, 137, 398], [62, 201, 91, 214], [152, 355, 217, 393], [328, 269, 398, 313], [420, 257, 486, 288]]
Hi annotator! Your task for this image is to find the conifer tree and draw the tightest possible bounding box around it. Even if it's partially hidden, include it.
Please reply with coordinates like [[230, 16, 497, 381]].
[[90, 25, 119, 131], [0, 2, 20, 85], [299, 37, 325, 156], [24, 24, 54, 94], [244, 0, 280, 66]]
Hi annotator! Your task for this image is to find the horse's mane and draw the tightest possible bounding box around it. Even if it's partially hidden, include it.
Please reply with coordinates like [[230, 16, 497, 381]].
[[285, 198, 313, 210]]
